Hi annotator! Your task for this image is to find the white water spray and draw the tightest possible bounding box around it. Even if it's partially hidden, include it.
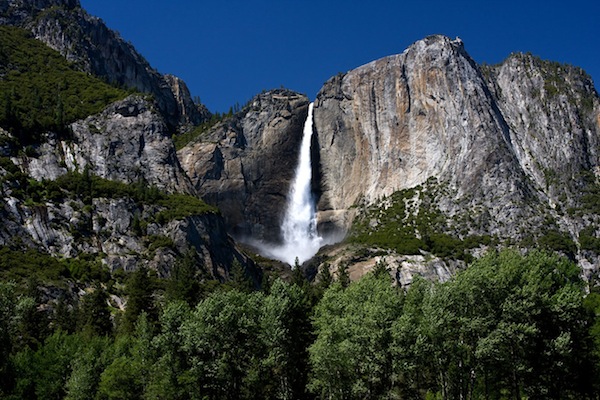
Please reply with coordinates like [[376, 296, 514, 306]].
[[265, 103, 323, 266]]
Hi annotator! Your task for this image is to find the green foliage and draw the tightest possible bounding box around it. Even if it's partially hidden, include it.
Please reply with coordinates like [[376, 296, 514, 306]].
[[518, 216, 577, 260], [64, 336, 113, 400], [580, 173, 600, 215], [223, 258, 255, 293], [180, 289, 264, 399], [349, 183, 492, 260], [3, 169, 217, 226], [537, 229, 577, 259], [77, 286, 113, 337], [0, 282, 22, 396], [392, 250, 593, 399], [165, 250, 199, 302], [337, 263, 350, 288], [120, 267, 158, 334], [0, 26, 129, 143], [580, 225, 600, 253], [1, 250, 598, 399], [260, 279, 313, 400], [145, 235, 175, 253], [0, 246, 109, 285], [154, 193, 218, 223], [11, 331, 83, 400], [315, 262, 333, 296], [309, 272, 403, 399]]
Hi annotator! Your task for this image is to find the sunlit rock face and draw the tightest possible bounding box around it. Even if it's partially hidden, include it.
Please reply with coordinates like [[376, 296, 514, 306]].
[[314, 35, 533, 236], [24, 95, 193, 194], [313, 35, 600, 251]]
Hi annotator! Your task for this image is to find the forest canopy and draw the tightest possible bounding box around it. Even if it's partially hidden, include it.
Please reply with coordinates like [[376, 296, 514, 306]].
[[1, 249, 599, 399]]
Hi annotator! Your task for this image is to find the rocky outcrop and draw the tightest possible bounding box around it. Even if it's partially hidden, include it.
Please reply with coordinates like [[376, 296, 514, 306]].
[[314, 36, 541, 239], [0, 0, 78, 25], [318, 243, 460, 287], [312, 35, 600, 275], [23, 95, 193, 194], [164, 74, 211, 127], [0, 91, 251, 279], [485, 53, 600, 208], [0, 193, 246, 279], [178, 89, 310, 243], [0, 0, 208, 128]]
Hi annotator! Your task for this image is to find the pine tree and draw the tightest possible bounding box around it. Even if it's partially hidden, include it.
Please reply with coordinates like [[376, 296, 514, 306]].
[[373, 258, 390, 280], [228, 258, 254, 293], [121, 267, 156, 334], [338, 263, 350, 288], [78, 286, 112, 337], [318, 263, 333, 289], [166, 250, 201, 306]]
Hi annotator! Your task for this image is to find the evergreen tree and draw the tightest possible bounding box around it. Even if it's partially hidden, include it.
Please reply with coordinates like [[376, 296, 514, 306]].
[[17, 277, 48, 349], [372, 258, 390, 280], [261, 279, 312, 400], [309, 272, 403, 399], [77, 286, 112, 337], [52, 294, 76, 334], [337, 263, 350, 288], [317, 263, 333, 292], [228, 258, 254, 293], [166, 250, 201, 306], [121, 267, 156, 334]]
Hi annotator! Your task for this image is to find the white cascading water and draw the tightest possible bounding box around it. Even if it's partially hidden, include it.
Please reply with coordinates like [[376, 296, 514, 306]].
[[266, 102, 323, 266]]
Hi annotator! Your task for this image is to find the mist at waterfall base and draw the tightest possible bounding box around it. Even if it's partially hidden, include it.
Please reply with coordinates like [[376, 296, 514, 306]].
[[253, 103, 330, 266]]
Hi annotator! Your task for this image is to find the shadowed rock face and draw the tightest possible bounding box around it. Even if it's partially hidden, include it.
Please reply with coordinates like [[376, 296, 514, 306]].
[[179, 89, 310, 243], [487, 53, 600, 206], [313, 35, 600, 251]]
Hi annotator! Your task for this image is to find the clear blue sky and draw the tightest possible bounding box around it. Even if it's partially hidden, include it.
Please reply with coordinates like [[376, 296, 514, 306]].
[[80, 0, 599, 113]]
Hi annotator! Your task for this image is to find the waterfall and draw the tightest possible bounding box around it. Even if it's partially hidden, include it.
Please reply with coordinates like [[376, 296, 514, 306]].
[[267, 102, 323, 266]]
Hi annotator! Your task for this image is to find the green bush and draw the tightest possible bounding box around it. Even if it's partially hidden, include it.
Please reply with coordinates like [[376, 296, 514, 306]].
[[146, 235, 175, 253], [155, 193, 218, 223], [6, 170, 218, 225], [349, 184, 490, 260], [580, 226, 600, 253]]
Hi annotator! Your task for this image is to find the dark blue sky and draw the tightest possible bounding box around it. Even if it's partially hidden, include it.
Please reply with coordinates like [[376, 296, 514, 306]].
[[80, 0, 599, 113]]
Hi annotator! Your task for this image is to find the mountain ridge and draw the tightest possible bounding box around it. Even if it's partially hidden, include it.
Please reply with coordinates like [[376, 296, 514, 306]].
[[0, 1, 599, 287], [0, 0, 209, 129]]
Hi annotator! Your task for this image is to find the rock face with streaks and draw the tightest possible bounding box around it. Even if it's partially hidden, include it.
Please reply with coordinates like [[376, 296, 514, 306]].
[[311, 35, 600, 276], [314, 36, 538, 237], [0, 0, 257, 281], [0, 93, 250, 279], [2, 0, 600, 282]]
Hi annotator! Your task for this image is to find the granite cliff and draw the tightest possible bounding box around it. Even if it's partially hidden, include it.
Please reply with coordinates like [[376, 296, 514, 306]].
[[1, 0, 599, 286], [0, 94, 248, 279], [310, 35, 600, 281], [0, 1, 252, 283]]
